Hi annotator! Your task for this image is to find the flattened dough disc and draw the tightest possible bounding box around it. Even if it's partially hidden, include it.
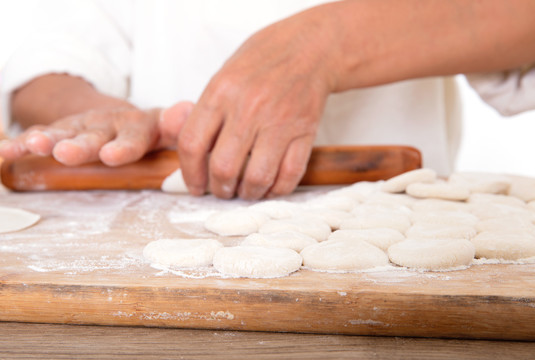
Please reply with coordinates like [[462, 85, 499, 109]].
[[0, 206, 40, 234]]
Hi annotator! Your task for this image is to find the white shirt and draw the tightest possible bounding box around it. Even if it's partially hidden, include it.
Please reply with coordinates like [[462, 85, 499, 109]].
[[2, 0, 535, 176]]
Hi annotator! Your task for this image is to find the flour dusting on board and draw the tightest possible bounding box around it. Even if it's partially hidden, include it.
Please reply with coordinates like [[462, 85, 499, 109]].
[[0, 188, 332, 276], [2, 184, 535, 280], [0, 191, 148, 274]]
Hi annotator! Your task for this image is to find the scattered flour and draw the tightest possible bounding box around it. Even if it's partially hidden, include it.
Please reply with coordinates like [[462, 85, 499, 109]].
[[3, 171, 535, 280]]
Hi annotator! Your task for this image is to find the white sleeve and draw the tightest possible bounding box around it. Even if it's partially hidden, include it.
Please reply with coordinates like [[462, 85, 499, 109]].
[[465, 64, 535, 117], [0, 0, 132, 136]]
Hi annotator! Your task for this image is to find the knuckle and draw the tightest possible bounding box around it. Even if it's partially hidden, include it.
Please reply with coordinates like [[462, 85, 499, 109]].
[[178, 132, 205, 156], [26, 125, 46, 133], [210, 158, 239, 183], [245, 170, 274, 190], [206, 73, 239, 103], [124, 109, 147, 124], [281, 161, 307, 182]]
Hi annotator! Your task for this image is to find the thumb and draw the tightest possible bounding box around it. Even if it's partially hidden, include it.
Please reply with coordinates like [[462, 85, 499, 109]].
[[158, 101, 195, 149]]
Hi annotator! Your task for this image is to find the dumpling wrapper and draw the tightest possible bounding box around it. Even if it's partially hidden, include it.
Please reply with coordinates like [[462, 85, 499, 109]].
[[0, 206, 40, 234]]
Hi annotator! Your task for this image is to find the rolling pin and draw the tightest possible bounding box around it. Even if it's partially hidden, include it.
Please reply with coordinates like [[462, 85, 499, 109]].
[[0, 145, 421, 191]]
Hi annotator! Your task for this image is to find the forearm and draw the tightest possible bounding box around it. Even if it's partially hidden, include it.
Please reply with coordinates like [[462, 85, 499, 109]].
[[11, 74, 134, 129], [319, 0, 535, 92]]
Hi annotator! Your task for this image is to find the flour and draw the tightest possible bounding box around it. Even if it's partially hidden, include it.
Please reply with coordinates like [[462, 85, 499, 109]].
[[150, 263, 221, 279], [2, 173, 535, 280], [0, 191, 145, 274], [26, 254, 144, 274]]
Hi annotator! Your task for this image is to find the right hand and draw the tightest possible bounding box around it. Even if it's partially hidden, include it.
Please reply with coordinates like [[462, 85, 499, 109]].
[[0, 101, 194, 166], [176, 6, 338, 200]]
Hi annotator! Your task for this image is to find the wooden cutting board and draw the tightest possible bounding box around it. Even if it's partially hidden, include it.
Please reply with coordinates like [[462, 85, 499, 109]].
[[0, 189, 534, 341]]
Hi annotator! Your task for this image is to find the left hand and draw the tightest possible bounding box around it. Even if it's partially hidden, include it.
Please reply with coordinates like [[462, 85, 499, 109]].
[[0, 101, 194, 166]]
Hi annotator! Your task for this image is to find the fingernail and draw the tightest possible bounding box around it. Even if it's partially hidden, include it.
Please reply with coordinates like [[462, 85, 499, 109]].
[[220, 182, 238, 199], [265, 191, 279, 199], [221, 183, 233, 194], [188, 185, 206, 197], [237, 185, 254, 201]]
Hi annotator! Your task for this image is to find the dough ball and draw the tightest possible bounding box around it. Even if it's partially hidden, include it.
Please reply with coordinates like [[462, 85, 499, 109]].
[[475, 217, 535, 232], [204, 208, 269, 236], [301, 240, 389, 271], [469, 202, 534, 221], [448, 172, 511, 195], [468, 193, 525, 207], [0, 206, 40, 234], [143, 238, 223, 267], [248, 200, 303, 219], [303, 208, 352, 230], [328, 228, 405, 251], [388, 238, 475, 270], [507, 175, 535, 202], [471, 230, 535, 261], [365, 192, 417, 207], [161, 168, 188, 193], [352, 203, 412, 217], [411, 198, 469, 212], [410, 211, 478, 228], [213, 246, 302, 278], [340, 211, 411, 233], [406, 182, 470, 201], [259, 217, 331, 241], [328, 181, 381, 201], [305, 194, 358, 212], [242, 231, 317, 252], [406, 223, 476, 241], [381, 168, 437, 193]]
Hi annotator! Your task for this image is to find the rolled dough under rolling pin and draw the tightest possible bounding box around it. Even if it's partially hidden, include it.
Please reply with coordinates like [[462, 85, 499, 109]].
[[161, 169, 188, 193]]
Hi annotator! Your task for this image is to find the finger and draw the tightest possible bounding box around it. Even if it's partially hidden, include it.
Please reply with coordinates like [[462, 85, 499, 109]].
[[265, 135, 315, 198], [236, 131, 288, 200], [178, 100, 225, 197], [99, 112, 160, 167], [52, 128, 115, 166], [0, 124, 57, 159], [25, 126, 78, 156], [24, 114, 85, 156], [0, 131, 35, 160], [25, 131, 57, 156], [208, 117, 257, 198], [159, 101, 195, 149], [0, 117, 83, 160]]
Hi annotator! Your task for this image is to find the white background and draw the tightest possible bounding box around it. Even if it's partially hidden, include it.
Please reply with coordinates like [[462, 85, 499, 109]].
[[1, 0, 535, 176]]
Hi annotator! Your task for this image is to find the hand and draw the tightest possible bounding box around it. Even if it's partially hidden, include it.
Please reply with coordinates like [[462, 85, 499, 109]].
[[177, 6, 337, 200], [0, 101, 193, 166]]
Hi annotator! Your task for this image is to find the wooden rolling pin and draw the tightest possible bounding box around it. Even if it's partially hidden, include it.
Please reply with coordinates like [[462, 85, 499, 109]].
[[0, 145, 421, 191]]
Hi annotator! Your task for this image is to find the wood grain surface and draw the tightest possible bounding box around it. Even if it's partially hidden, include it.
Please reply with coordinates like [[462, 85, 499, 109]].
[[0, 189, 534, 341], [1, 322, 534, 360], [0, 145, 422, 191]]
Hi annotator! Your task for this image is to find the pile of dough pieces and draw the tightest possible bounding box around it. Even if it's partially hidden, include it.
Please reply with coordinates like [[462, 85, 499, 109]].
[[144, 169, 535, 278]]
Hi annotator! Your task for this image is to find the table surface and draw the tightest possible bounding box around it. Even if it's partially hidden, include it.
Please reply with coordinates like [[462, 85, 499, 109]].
[[1, 322, 534, 360], [1, 188, 535, 340], [2, 170, 535, 352]]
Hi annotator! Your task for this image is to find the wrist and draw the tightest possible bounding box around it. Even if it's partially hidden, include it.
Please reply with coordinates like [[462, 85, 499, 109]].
[[300, 1, 368, 94], [12, 74, 135, 128]]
